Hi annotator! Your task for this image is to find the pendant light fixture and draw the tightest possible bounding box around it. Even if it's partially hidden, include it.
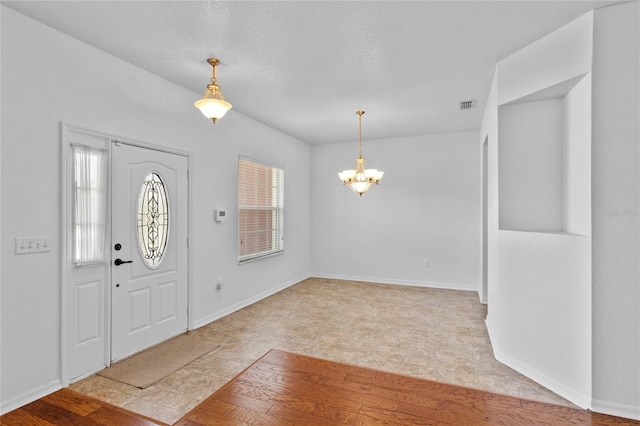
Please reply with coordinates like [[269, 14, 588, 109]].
[[338, 110, 384, 196], [194, 58, 232, 124]]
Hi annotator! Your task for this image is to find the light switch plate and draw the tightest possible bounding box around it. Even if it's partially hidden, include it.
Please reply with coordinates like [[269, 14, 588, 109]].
[[15, 236, 51, 254]]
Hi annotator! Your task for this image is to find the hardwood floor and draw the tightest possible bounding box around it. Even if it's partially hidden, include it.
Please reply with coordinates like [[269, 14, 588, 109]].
[[175, 350, 640, 426], [0, 388, 168, 426], [3, 349, 639, 425]]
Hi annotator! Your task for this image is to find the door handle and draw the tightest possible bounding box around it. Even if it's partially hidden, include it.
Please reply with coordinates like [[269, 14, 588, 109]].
[[114, 258, 133, 266]]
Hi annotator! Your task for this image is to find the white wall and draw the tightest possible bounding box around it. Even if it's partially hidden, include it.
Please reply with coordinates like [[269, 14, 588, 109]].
[[498, 99, 564, 232], [311, 131, 480, 290], [496, 231, 592, 404], [485, 4, 640, 419], [486, 11, 594, 408], [591, 1, 640, 418], [498, 73, 591, 236], [563, 75, 591, 236], [496, 12, 594, 106], [479, 73, 498, 306], [1, 6, 311, 412]]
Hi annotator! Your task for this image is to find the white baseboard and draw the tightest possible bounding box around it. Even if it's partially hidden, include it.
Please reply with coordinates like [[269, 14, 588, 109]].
[[592, 399, 640, 421], [1, 379, 62, 415], [192, 273, 311, 330], [311, 273, 477, 292], [485, 317, 591, 409]]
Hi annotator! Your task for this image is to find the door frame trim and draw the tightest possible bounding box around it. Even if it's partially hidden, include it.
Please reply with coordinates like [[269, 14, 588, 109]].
[[61, 123, 193, 385]]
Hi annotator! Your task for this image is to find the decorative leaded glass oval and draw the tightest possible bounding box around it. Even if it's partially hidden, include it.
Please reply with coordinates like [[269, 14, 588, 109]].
[[137, 173, 169, 267]]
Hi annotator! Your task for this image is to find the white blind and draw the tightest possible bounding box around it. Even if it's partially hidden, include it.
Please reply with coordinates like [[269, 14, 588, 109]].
[[238, 157, 284, 263], [73, 144, 108, 266]]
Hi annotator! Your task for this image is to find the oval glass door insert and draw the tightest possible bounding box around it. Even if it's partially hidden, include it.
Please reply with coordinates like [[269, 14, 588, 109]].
[[137, 172, 169, 267]]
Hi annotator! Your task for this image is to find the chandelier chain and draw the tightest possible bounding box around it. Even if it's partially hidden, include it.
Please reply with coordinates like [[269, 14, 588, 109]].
[[207, 58, 220, 87]]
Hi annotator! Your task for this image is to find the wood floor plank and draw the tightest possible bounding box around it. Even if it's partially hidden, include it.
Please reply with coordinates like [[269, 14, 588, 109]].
[[22, 399, 103, 425], [0, 408, 57, 426], [227, 405, 296, 426], [203, 386, 274, 415], [241, 366, 389, 414], [343, 373, 444, 410], [266, 403, 336, 426], [174, 399, 248, 426], [41, 389, 103, 416], [399, 399, 481, 424], [358, 404, 440, 426], [311, 403, 361, 424], [86, 406, 168, 426], [248, 353, 410, 415], [172, 420, 208, 426], [0, 389, 167, 426], [217, 379, 315, 414]]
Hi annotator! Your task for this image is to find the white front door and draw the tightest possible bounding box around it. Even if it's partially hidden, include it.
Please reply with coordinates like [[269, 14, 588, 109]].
[[111, 142, 189, 361]]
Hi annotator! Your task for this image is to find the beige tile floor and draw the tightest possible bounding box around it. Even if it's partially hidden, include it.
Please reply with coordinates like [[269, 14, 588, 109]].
[[70, 277, 573, 424]]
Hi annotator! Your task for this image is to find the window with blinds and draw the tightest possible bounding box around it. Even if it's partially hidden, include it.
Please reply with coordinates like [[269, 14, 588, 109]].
[[238, 157, 284, 263]]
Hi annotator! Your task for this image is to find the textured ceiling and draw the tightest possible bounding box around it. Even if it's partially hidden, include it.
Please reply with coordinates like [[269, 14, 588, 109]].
[[3, 1, 615, 144]]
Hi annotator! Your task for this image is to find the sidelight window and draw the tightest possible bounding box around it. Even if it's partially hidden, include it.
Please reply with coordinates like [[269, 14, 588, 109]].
[[73, 145, 108, 266]]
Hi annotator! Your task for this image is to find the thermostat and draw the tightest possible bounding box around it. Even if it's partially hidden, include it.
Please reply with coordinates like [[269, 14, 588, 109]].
[[214, 209, 227, 223]]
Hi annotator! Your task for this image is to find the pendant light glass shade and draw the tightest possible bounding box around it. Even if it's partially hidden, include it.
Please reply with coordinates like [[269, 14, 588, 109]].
[[194, 97, 232, 122], [338, 111, 384, 196], [194, 58, 232, 124]]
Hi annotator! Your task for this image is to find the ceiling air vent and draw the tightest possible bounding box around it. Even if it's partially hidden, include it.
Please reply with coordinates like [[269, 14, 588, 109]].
[[459, 99, 477, 110]]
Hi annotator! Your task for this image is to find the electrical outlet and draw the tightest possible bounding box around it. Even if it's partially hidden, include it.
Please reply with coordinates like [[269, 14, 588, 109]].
[[15, 236, 51, 254], [423, 258, 430, 267]]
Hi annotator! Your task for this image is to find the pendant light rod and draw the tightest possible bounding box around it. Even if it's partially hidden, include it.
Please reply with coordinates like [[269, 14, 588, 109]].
[[356, 110, 365, 158]]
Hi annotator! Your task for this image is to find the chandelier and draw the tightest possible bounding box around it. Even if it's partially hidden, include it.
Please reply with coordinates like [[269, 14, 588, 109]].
[[338, 110, 384, 196], [194, 58, 232, 124]]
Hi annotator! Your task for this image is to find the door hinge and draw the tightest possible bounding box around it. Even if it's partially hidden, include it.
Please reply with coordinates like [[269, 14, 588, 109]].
[[187, 170, 190, 181], [186, 237, 189, 248]]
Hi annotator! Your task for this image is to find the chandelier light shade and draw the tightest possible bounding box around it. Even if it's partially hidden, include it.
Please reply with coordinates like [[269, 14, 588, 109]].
[[338, 110, 384, 196], [194, 58, 232, 124]]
